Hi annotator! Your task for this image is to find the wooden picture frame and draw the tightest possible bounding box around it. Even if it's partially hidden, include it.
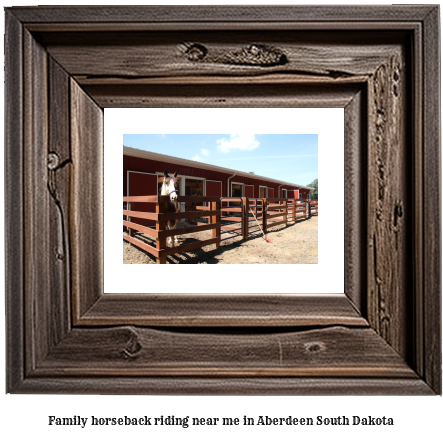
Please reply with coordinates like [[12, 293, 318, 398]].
[[5, 5, 441, 394]]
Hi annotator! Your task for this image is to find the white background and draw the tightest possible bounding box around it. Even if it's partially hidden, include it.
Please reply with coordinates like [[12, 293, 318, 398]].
[[1, 1, 442, 438], [106, 108, 343, 293]]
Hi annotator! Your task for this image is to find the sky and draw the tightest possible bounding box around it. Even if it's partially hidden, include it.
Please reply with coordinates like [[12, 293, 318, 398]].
[[123, 134, 318, 186]]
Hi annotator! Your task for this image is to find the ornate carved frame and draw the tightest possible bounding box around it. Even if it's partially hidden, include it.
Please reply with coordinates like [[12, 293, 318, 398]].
[[5, 6, 441, 394]]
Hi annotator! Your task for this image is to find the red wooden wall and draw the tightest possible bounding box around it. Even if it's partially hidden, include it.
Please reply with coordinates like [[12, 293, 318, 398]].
[[244, 184, 254, 198], [287, 188, 311, 200], [126, 172, 157, 227], [206, 180, 222, 197], [123, 154, 311, 200]]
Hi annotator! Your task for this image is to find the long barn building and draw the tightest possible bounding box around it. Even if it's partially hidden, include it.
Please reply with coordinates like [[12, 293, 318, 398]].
[[124, 146, 313, 203]]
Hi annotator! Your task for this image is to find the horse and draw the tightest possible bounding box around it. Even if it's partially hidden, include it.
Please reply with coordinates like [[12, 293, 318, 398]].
[[160, 170, 181, 247]]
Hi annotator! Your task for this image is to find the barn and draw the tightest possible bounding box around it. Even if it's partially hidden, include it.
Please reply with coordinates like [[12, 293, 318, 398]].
[[124, 146, 313, 205], [123, 146, 316, 262]]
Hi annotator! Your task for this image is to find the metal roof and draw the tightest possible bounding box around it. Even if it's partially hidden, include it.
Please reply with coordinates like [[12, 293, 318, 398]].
[[123, 146, 313, 191]]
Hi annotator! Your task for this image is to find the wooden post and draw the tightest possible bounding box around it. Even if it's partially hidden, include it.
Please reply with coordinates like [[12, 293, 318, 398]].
[[284, 199, 288, 226], [242, 197, 249, 240], [128, 202, 134, 237], [241, 197, 245, 239], [156, 200, 167, 264], [262, 198, 267, 234], [211, 201, 220, 248]]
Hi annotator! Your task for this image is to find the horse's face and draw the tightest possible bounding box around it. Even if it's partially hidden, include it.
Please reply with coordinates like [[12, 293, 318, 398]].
[[163, 170, 179, 202]]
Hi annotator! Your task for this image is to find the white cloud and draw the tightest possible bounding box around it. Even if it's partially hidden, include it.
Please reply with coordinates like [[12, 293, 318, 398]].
[[201, 148, 210, 156], [192, 155, 202, 161], [216, 134, 260, 153]]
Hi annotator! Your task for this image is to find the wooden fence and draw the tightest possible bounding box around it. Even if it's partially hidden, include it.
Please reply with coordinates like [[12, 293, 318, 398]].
[[263, 198, 288, 234], [123, 196, 317, 263], [220, 197, 244, 240], [289, 199, 311, 221], [309, 200, 318, 215], [123, 195, 221, 264]]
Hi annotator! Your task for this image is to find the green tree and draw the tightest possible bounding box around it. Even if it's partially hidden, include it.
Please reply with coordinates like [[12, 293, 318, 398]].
[[307, 178, 318, 200]]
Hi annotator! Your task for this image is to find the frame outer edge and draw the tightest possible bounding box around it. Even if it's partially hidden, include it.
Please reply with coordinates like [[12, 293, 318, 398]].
[[6, 5, 437, 23], [4, 5, 441, 395], [423, 6, 441, 395], [11, 377, 434, 396], [5, 11, 24, 392]]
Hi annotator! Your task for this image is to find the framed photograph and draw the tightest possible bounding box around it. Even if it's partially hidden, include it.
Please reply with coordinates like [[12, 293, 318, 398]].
[[118, 129, 320, 267], [107, 110, 338, 295], [5, 5, 440, 394]]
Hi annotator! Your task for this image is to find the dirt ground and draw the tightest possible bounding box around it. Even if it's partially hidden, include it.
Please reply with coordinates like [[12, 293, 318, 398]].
[[123, 215, 318, 264]]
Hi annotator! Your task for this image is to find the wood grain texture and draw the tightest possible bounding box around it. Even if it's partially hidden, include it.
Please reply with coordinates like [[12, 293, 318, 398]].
[[5, 10, 24, 393], [8, 5, 436, 24], [12, 377, 434, 396], [70, 80, 104, 320], [23, 29, 50, 372], [422, 6, 441, 394], [4, 5, 441, 394], [344, 90, 366, 314], [41, 32, 400, 79], [83, 83, 361, 109], [411, 8, 425, 387], [37, 326, 415, 378], [48, 57, 72, 346], [366, 50, 409, 358], [79, 294, 368, 327]]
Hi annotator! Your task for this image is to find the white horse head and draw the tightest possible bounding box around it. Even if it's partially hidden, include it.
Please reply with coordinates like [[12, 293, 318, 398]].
[[162, 169, 179, 202]]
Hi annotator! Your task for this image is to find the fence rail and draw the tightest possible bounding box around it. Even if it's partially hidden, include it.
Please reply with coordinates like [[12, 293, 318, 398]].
[[124, 196, 317, 263], [309, 200, 319, 215], [263, 198, 288, 233], [220, 197, 244, 241], [123, 195, 220, 264]]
